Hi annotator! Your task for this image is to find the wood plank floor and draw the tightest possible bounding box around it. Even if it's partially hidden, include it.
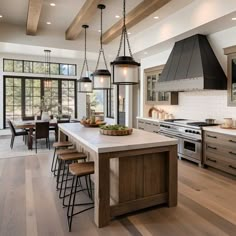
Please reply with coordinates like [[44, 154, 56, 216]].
[[0, 152, 236, 236]]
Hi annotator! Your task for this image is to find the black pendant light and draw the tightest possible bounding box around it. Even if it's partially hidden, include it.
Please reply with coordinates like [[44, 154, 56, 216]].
[[44, 49, 52, 88], [78, 25, 92, 93], [93, 4, 111, 90], [111, 0, 140, 85]]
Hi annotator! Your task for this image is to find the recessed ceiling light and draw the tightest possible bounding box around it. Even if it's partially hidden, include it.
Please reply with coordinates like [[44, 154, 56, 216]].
[[232, 17, 236, 21], [0, 15, 3, 18], [128, 32, 131, 35], [50, 3, 56, 7], [46, 21, 51, 25], [115, 15, 120, 18], [98, 29, 101, 32], [154, 16, 159, 19]]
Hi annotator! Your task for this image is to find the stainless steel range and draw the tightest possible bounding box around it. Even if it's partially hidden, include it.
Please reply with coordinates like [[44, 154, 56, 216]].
[[159, 119, 217, 166]]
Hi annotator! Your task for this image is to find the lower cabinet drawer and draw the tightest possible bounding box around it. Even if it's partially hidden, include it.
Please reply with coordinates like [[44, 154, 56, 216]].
[[205, 153, 236, 175]]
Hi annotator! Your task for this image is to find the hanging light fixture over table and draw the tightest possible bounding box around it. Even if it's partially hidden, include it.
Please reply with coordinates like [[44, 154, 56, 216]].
[[93, 4, 111, 90], [111, 0, 140, 85], [78, 25, 93, 93], [44, 49, 52, 88]]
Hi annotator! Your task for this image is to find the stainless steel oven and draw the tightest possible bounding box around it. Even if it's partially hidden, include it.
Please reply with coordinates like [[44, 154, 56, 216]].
[[178, 135, 202, 161], [160, 127, 202, 164]]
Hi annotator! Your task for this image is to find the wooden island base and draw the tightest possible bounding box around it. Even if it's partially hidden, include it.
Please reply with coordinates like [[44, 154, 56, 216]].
[[59, 125, 177, 228]]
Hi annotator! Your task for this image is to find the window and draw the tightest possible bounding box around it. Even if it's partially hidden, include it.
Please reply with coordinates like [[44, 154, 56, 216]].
[[5, 78, 22, 122], [4, 76, 77, 128], [61, 80, 76, 117], [3, 59, 77, 76]]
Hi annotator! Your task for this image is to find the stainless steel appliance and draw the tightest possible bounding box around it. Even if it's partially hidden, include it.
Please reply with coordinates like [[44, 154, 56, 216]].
[[159, 119, 217, 166]]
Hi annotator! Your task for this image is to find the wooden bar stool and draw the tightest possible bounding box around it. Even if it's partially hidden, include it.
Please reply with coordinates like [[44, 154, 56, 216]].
[[51, 141, 74, 174], [56, 152, 87, 195], [67, 162, 94, 232]]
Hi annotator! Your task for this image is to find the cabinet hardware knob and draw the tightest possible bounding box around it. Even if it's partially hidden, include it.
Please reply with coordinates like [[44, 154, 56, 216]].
[[208, 146, 217, 150], [207, 158, 217, 163], [207, 135, 217, 139], [229, 151, 236, 156], [229, 165, 236, 170], [229, 140, 236, 143]]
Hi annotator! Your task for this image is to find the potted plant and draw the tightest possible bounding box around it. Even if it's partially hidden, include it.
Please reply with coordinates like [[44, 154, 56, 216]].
[[35, 96, 60, 121]]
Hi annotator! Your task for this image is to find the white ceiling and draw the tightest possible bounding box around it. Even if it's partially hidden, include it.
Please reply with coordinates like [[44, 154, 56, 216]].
[[1, 0, 236, 60]]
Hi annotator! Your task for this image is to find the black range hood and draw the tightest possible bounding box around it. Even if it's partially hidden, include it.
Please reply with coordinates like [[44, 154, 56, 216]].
[[157, 34, 227, 92]]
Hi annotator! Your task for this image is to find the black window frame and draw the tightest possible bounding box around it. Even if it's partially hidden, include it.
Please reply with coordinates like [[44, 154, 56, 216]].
[[3, 76, 78, 128], [3, 58, 77, 76]]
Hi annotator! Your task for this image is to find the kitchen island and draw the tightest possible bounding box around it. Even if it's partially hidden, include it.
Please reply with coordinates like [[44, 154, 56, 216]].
[[58, 123, 178, 228]]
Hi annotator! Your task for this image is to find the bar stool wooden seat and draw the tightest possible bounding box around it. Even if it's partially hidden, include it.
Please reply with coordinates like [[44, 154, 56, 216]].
[[56, 152, 87, 194], [67, 162, 94, 232], [51, 141, 74, 174]]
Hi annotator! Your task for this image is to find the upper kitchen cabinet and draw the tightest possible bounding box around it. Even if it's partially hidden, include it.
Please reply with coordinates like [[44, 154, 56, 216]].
[[144, 65, 178, 105], [224, 46, 236, 106]]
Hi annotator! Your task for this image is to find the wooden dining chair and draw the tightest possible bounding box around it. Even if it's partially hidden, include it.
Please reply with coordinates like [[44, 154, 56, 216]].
[[7, 120, 28, 149], [32, 122, 50, 153]]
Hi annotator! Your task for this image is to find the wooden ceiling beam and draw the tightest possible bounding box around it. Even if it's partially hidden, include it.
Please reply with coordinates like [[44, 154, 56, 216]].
[[26, 0, 43, 35], [102, 0, 171, 44], [66, 0, 101, 40]]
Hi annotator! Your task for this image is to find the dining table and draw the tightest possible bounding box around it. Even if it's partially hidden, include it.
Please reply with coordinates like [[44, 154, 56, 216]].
[[12, 119, 80, 150]]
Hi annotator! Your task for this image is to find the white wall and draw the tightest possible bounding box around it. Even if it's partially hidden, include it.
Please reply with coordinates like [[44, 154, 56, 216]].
[[0, 52, 97, 129], [140, 26, 236, 123]]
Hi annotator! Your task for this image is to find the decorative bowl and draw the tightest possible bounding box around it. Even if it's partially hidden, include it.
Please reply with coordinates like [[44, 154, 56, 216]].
[[100, 124, 133, 136]]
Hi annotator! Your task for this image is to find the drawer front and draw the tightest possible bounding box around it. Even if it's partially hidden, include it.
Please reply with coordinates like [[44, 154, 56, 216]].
[[205, 142, 236, 163], [138, 120, 145, 129], [145, 122, 154, 132], [204, 131, 236, 149], [205, 153, 236, 175]]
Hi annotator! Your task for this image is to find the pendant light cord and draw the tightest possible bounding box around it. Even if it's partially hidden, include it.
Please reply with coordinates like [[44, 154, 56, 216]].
[[95, 6, 109, 71], [116, 0, 133, 58], [80, 26, 89, 78]]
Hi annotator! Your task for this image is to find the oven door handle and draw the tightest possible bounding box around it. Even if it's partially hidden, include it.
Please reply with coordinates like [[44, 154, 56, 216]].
[[176, 134, 202, 142]]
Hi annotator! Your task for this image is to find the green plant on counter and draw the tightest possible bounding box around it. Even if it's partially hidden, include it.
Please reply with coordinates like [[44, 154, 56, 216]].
[[100, 124, 128, 130]]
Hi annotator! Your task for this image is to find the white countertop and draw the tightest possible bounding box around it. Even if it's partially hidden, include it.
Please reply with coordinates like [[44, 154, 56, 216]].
[[203, 126, 236, 136], [136, 117, 161, 123], [59, 123, 177, 153]]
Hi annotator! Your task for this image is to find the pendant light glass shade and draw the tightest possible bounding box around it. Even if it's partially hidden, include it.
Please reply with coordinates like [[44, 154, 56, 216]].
[[78, 76, 92, 93], [44, 49, 52, 88], [111, 0, 140, 85], [78, 25, 93, 93], [93, 4, 111, 90]]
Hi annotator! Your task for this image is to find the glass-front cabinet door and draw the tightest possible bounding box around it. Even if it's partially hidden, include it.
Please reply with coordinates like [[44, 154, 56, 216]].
[[144, 65, 178, 105], [224, 47, 236, 106], [230, 57, 236, 104]]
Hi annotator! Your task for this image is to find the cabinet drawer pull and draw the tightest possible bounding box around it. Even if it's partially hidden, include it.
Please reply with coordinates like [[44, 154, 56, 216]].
[[153, 131, 158, 133], [207, 157, 217, 163], [207, 134, 217, 139], [229, 140, 236, 144], [229, 151, 236, 156], [139, 127, 144, 130], [229, 165, 236, 170], [146, 122, 151, 125], [207, 146, 217, 150]]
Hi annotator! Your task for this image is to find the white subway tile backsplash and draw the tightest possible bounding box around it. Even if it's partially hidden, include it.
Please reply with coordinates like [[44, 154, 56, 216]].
[[146, 90, 236, 123]]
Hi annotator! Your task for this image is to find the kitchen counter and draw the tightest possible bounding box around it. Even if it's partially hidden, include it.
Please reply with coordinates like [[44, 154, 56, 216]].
[[136, 116, 161, 123], [58, 123, 178, 228], [203, 125, 236, 136], [59, 123, 177, 153]]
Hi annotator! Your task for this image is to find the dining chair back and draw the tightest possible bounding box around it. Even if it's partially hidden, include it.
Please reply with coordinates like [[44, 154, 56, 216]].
[[35, 122, 49, 139], [7, 120, 28, 149], [33, 122, 50, 153], [8, 120, 16, 135]]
